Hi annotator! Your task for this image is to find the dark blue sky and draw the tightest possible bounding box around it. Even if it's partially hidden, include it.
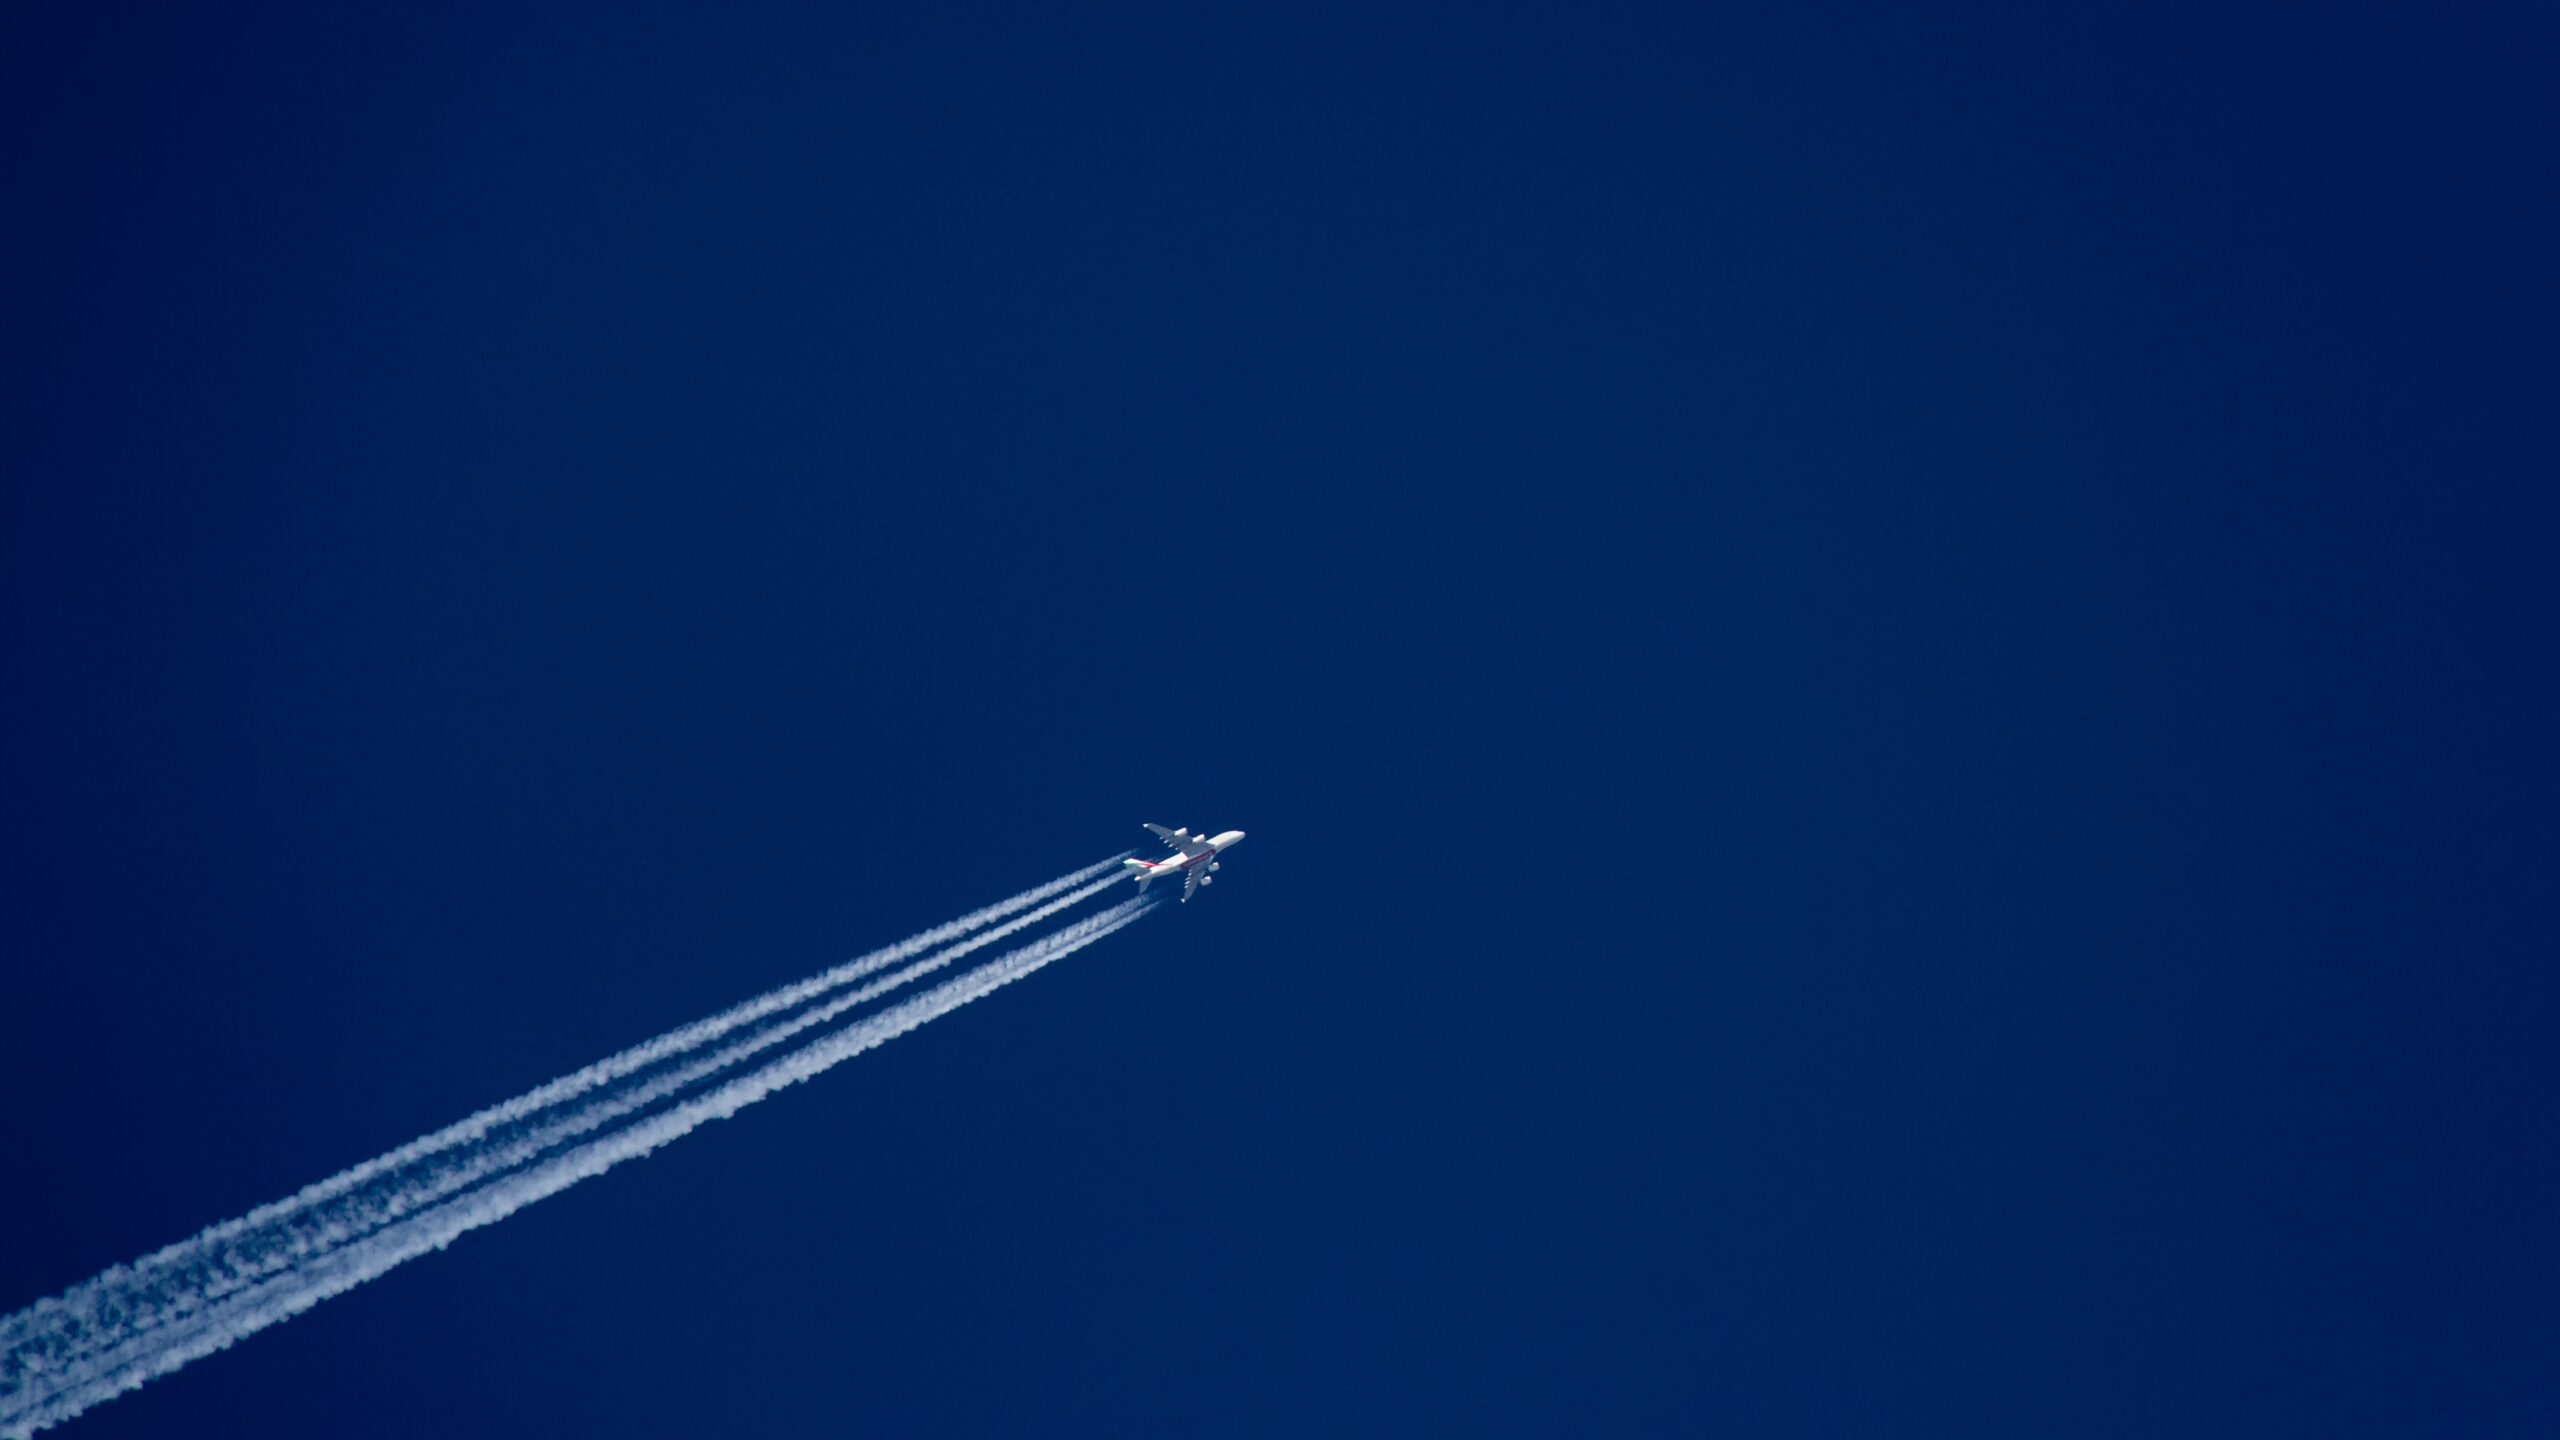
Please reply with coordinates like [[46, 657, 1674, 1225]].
[[4, 2, 2554, 1434]]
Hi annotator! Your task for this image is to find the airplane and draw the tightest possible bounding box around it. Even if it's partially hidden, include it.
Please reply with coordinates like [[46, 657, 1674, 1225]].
[[1122, 824, 1246, 902]]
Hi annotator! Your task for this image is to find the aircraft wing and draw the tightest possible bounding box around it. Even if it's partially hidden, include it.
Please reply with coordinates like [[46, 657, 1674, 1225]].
[[1181, 866, 1202, 902], [1145, 823, 1212, 857]]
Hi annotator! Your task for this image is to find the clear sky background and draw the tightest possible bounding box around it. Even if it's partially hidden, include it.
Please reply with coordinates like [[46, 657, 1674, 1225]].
[[3, 2, 2554, 1435]]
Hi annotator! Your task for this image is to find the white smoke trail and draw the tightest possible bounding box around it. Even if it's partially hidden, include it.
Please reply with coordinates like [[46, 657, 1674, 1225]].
[[0, 854, 1124, 1359], [3, 870, 1136, 1390], [0, 896, 1156, 1438]]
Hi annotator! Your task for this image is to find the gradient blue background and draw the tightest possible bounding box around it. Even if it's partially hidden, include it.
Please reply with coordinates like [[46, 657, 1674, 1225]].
[[5, 3, 2555, 1434]]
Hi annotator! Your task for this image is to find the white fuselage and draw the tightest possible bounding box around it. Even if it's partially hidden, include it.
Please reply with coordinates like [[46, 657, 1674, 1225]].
[[1141, 825, 1249, 871], [1130, 830, 1245, 879]]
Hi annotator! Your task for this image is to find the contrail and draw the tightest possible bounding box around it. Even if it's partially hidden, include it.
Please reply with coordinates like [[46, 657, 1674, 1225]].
[[0, 854, 1124, 1363], [4, 870, 1136, 1392], [1, 873, 1151, 1437], [4, 898, 1156, 1437]]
